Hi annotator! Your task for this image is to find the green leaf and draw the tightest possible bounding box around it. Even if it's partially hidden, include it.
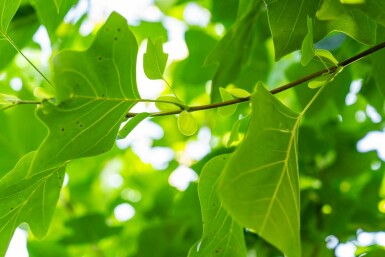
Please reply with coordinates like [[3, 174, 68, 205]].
[[218, 84, 301, 257], [143, 37, 168, 80], [226, 87, 251, 98], [178, 110, 197, 136], [308, 75, 330, 89], [0, 0, 21, 33], [118, 112, 150, 139], [301, 16, 315, 66], [0, 12, 139, 255], [0, 151, 65, 257], [314, 49, 338, 66], [0, 93, 19, 104], [217, 87, 236, 117], [316, 0, 377, 45], [265, 0, 322, 60], [188, 154, 247, 257], [155, 95, 184, 112], [227, 114, 250, 147], [206, 3, 270, 102]]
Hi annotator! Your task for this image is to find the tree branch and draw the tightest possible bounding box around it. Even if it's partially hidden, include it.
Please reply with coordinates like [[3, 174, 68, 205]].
[[125, 41, 385, 118]]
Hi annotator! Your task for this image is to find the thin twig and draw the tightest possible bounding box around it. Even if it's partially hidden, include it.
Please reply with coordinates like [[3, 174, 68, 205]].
[[125, 41, 385, 118]]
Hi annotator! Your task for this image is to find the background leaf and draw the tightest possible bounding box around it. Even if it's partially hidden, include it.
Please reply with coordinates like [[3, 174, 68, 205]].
[[189, 154, 247, 257], [219, 84, 301, 257], [143, 37, 168, 80]]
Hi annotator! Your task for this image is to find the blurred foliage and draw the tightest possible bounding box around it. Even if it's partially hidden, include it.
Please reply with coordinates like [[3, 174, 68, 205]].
[[0, 0, 385, 257]]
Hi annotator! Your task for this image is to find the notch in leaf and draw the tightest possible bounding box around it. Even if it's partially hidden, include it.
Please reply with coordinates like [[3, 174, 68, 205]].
[[143, 37, 168, 80]]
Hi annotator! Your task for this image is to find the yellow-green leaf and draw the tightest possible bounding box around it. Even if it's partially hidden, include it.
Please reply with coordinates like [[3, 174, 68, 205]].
[[315, 48, 338, 65], [143, 37, 168, 80], [155, 95, 184, 112], [178, 110, 197, 136], [218, 87, 236, 117], [226, 88, 251, 98]]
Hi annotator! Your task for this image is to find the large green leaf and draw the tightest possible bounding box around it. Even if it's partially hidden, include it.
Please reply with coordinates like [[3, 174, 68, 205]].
[[0, 12, 139, 255], [31, 11, 139, 169], [218, 84, 301, 257], [0, 152, 65, 257], [189, 154, 247, 257]]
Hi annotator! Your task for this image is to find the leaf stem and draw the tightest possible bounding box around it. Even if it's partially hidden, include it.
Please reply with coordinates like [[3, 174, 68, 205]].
[[126, 41, 385, 118]]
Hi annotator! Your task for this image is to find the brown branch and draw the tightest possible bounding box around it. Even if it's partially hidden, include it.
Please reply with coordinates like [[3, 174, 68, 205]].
[[125, 41, 385, 118]]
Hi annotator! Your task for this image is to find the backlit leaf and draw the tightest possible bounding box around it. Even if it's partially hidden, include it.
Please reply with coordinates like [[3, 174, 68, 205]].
[[188, 154, 247, 257], [143, 37, 168, 80], [218, 87, 236, 117], [315, 49, 338, 66], [0, 12, 139, 255], [226, 87, 251, 98], [155, 95, 184, 112], [218, 83, 301, 257], [0, 152, 65, 257], [178, 110, 197, 136]]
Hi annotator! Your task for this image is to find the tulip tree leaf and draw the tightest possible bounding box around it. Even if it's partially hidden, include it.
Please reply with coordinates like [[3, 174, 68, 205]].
[[143, 37, 168, 80], [218, 83, 301, 257], [0, 152, 65, 257], [0, 12, 139, 256], [188, 154, 247, 257]]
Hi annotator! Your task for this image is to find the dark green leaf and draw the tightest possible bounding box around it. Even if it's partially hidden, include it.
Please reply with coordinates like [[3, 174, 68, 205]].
[[189, 154, 247, 257]]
